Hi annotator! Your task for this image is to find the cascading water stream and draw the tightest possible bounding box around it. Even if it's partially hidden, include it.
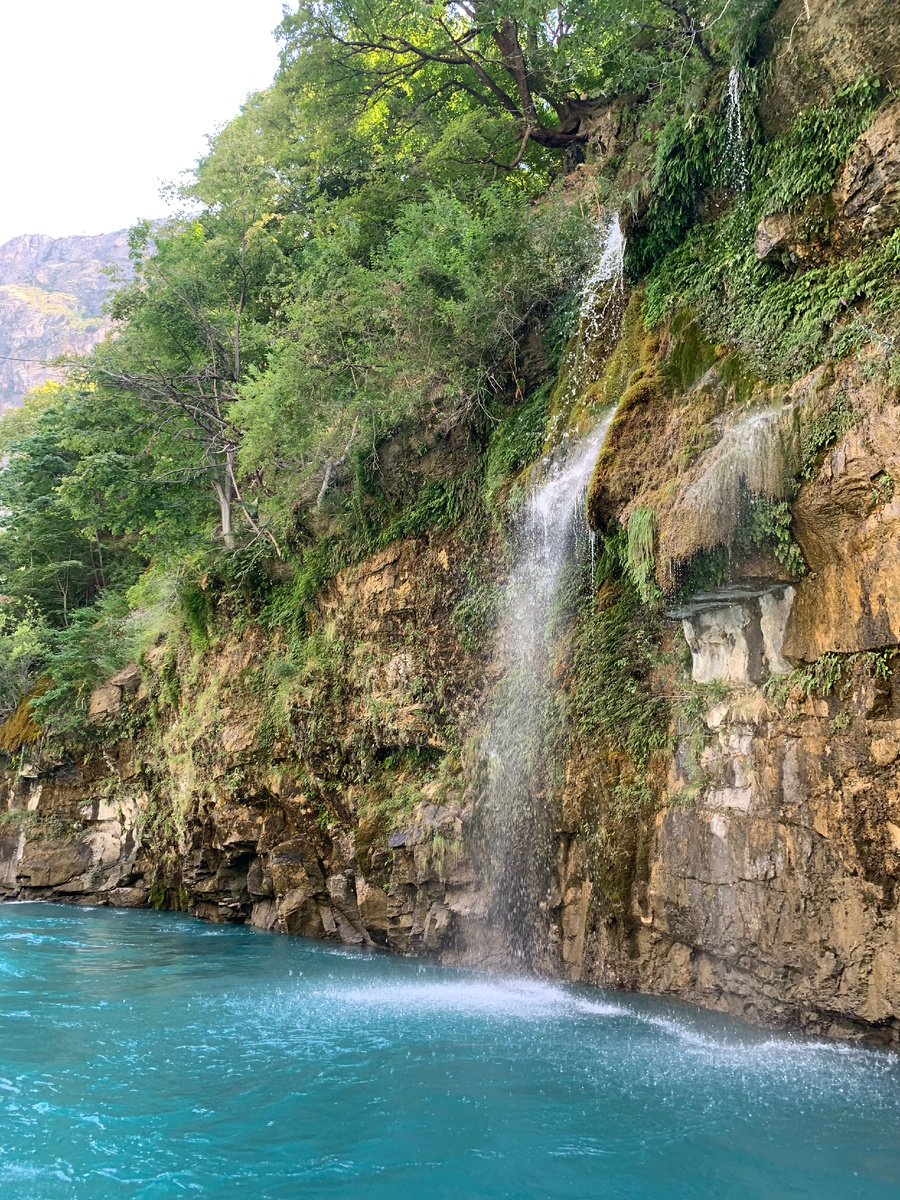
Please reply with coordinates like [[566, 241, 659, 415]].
[[723, 66, 749, 191], [476, 217, 625, 969], [548, 213, 626, 428]]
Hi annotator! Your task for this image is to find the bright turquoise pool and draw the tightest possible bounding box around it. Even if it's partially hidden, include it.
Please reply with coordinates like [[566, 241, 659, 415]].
[[1, 903, 898, 1198]]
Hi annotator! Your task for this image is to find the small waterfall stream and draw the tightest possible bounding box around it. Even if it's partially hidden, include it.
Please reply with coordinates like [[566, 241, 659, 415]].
[[550, 213, 626, 424], [723, 66, 749, 191], [476, 219, 625, 969], [478, 416, 616, 967]]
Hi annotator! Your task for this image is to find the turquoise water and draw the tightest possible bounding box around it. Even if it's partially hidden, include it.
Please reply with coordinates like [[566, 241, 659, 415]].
[[1, 905, 899, 1199]]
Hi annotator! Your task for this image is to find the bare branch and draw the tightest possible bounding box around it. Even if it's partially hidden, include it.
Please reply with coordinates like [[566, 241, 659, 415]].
[[316, 414, 360, 508]]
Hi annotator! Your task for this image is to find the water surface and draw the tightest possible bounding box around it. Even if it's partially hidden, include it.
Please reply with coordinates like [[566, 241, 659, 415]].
[[1, 904, 898, 1199]]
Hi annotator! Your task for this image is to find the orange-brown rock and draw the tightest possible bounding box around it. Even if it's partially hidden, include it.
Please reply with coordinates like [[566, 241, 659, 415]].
[[755, 102, 900, 265], [786, 400, 900, 659]]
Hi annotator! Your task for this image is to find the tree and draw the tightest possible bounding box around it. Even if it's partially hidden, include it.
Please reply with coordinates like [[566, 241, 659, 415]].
[[93, 122, 290, 553], [232, 180, 596, 520], [278, 0, 718, 171], [0, 386, 106, 626]]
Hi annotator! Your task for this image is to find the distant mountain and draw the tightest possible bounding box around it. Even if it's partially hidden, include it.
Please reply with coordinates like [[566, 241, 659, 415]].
[[0, 230, 133, 409]]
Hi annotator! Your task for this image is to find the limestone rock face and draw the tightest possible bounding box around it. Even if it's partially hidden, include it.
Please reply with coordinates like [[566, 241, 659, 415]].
[[754, 102, 900, 266], [0, 533, 482, 967], [754, 212, 799, 261], [0, 230, 131, 409], [786, 402, 900, 659], [678, 586, 794, 685], [627, 681, 900, 1044], [832, 101, 900, 244]]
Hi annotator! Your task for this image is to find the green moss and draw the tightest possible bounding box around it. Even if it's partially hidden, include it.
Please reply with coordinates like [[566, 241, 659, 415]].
[[588, 361, 666, 509], [0, 680, 48, 753], [572, 534, 670, 778], [717, 349, 760, 406], [545, 284, 646, 445], [661, 314, 720, 393]]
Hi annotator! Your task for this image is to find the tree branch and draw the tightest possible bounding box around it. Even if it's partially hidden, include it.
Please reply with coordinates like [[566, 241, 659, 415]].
[[316, 414, 360, 508]]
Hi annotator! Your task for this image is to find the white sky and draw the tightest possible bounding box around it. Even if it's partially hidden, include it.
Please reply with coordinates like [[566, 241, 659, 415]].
[[0, 0, 289, 246]]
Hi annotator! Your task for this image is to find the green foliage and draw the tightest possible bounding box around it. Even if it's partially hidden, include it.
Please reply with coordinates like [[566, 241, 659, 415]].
[[763, 648, 896, 708], [0, 386, 122, 626], [669, 546, 731, 603], [871, 473, 894, 508], [452, 580, 498, 653], [31, 592, 144, 733], [483, 385, 552, 508], [627, 102, 728, 277], [625, 508, 659, 604], [0, 605, 51, 722], [234, 184, 596, 528], [362, 778, 422, 835], [572, 534, 670, 778], [644, 79, 890, 379], [379, 472, 480, 544], [669, 677, 729, 805], [0, 808, 84, 841], [278, 0, 728, 185], [737, 497, 807, 575], [761, 75, 882, 215]]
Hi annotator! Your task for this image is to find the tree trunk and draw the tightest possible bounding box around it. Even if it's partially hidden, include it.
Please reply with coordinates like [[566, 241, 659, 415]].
[[213, 476, 235, 550]]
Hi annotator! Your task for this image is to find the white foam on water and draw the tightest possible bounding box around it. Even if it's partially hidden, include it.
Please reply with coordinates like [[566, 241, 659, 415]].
[[224, 968, 899, 1095], [332, 977, 577, 1018]]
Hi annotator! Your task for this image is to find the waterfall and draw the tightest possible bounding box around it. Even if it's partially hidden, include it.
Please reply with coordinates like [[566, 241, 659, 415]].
[[723, 67, 749, 192], [548, 212, 626, 437], [477, 415, 616, 969], [475, 219, 625, 970], [579, 212, 626, 343]]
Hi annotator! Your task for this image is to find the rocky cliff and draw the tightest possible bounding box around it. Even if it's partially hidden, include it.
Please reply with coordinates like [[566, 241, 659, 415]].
[[0, 230, 131, 408], [2, 1, 900, 1050]]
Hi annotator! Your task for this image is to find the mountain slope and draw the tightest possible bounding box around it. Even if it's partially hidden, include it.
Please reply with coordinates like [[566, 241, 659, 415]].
[[0, 231, 131, 409]]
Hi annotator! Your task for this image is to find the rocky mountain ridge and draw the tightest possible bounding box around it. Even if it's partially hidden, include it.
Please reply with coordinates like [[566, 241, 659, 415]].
[[0, 230, 131, 409]]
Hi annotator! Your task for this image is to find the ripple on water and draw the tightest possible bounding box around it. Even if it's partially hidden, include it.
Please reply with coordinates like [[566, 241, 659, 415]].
[[1, 904, 899, 1200]]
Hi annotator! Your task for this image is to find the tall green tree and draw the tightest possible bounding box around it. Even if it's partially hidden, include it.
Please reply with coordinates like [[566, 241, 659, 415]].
[[93, 123, 290, 552], [277, 0, 719, 173], [0, 385, 105, 626]]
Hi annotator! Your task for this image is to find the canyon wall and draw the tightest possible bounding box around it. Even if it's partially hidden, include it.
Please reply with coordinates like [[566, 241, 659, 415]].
[[2, 3, 900, 1049], [3, 347, 899, 1045]]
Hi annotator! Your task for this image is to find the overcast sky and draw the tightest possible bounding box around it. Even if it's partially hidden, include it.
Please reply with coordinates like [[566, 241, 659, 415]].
[[0, 0, 289, 246]]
